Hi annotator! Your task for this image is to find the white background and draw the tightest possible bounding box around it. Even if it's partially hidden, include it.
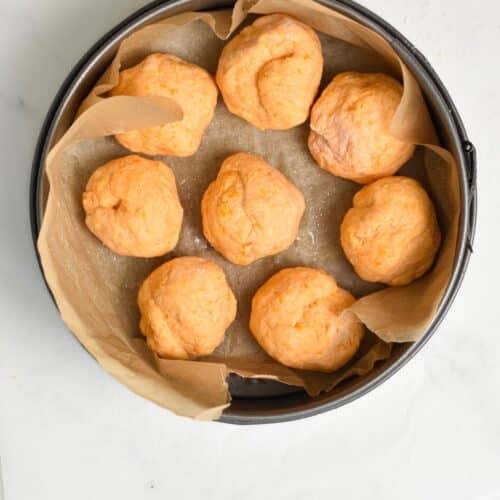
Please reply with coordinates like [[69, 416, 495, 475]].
[[0, 1, 498, 499]]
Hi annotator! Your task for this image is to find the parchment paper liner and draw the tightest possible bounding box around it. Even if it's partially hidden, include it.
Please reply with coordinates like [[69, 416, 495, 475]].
[[38, 0, 459, 420]]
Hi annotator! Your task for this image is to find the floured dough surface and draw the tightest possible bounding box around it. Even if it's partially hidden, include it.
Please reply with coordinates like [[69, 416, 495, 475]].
[[201, 152, 305, 265], [341, 176, 441, 286], [308, 72, 415, 183], [138, 256, 237, 359], [250, 267, 364, 372], [216, 14, 323, 130], [110, 53, 218, 156], [82, 154, 183, 257]]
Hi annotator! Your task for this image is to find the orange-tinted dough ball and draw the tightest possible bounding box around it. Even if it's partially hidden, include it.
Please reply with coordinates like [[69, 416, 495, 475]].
[[250, 267, 364, 372], [216, 14, 323, 130], [308, 72, 415, 183], [110, 53, 218, 156], [340, 176, 441, 286], [201, 153, 305, 265], [138, 257, 237, 359], [82, 155, 183, 257]]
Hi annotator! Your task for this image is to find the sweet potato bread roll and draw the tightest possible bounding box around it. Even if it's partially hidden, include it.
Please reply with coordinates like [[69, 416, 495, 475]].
[[216, 14, 323, 130]]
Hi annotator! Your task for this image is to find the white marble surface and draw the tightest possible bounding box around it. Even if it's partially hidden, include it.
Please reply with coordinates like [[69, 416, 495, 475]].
[[0, 1, 498, 499]]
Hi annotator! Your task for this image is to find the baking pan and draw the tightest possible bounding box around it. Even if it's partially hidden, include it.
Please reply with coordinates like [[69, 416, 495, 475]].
[[30, 0, 477, 424]]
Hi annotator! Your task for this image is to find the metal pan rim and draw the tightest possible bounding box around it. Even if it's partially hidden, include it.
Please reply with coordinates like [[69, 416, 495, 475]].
[[29, 0, 477, 425]]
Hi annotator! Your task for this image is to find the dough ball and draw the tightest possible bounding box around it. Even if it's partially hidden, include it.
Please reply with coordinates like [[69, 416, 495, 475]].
[[138, 256, 237, 359], [308, 72, 416, 183], [341, 176, 441, 286], [202, 152, 305, 265], [250, 267, 364, 372], [216, 14, 323, 130], [110, 53, 218, 156], [82, 155, 183, 257]]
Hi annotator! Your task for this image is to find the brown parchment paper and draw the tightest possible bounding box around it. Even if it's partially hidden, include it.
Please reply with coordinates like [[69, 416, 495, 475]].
[[37, 0, 460, 420]]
